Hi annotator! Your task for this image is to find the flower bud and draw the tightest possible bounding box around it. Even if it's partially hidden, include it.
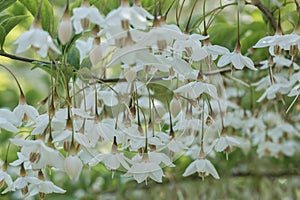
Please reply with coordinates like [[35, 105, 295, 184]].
[[64, 155, 83, 180], [170, 97, 181, 117], [58, 9, 73, 45]]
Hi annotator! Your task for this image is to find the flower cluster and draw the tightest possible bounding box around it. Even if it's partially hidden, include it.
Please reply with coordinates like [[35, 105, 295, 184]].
[[1, 0, 300, 198]]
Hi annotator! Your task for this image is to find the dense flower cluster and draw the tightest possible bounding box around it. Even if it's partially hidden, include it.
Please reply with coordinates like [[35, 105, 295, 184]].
[[1, 0, 300, 198]]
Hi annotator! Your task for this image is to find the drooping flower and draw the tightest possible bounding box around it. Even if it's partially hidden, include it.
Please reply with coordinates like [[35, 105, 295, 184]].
[[89, 137, 131, 173], [0, 109, 19, 133], [173, 33, 209, 61], [58, 5, 73, 45], [71, 0, 105, 34], [64, 155, 83, 180], [0, 163, 14, 194], [10, 138, 65, 170], [183, 157, 220, 180], [122, 152, 168, 184], [218, 50, 256, 70], [14, 20, 60, 58], [174, 81, 218, 99]]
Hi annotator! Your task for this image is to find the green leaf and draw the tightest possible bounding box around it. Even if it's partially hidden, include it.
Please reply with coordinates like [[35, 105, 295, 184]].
[[0, 0, 16, 12], [0, 13, 12, 23], [0, 25, 6, 50], [0, 15, 27, 49], [1, 15, 28, 35], [19, 0, 54, 35], [67, 46, 80, 70]]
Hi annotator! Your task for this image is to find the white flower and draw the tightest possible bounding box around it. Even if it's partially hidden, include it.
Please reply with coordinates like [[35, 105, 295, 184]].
[[213, 135, 240, 160], [122, 152, 171, 184], [76, 37, 94, 63], [174, 81, 218, 99], [105, 4, 153, 30], [58, 10, 73, 45], [71, 4, 104, 34], [64, 155, 83, 180], [89, 152, 131, 171], [10, 139, 65, 170], [288, 85, 300, 97], [257, 141, 280, 158], [253, 34, 285, 56], [173, 34, 209, 61], [0, 109, 19, 133], [27, 178, 66, 198], [217, 50, 257, 70], [203, 41, 229, 60], [183, 158, 220, 180], [13, 103, 39, 124], [14, 24, 60, 58], [214, 135, 240, 152], [0, 165, 14, 194]]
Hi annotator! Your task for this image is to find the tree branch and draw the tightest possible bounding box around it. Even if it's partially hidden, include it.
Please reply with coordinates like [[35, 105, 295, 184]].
[[251, 0, 277, 31], [0, 51, 52, 64]]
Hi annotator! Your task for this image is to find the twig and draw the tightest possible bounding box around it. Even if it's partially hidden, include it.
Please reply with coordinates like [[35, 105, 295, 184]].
[[0, 51, 52, 64], [251, 0, 277, 31]]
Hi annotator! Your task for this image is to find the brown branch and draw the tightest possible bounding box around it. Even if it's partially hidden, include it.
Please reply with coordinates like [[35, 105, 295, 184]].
[[0, 51, 52, 64], [251, 0, 277, 31]]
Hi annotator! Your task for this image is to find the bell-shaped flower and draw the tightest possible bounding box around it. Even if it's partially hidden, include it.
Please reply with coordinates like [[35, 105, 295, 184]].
[[71, 2, 104, 34], [253, 34, 285, 56], [0, 164, 14, 194], [174, 81, 218, 99], [105, 2, 153, 30], [137, 24, 186, 50], [218, 49, 256, 70], [213, 134, 240, 160], [14, 21, 60, 58], [26, 178, 66, 198], [89, 137, 131, 172], [76, 37, 94, 63], [58, 7, 73, 45], [64, 155, 83, 180], [203, 38, 230, 60], [0, 109, 19, 133], [10, 138, 65, 170], [122, 153, 165, 184], [288, 85, 300, 97], [257, 141, 280, 158], [13, 100, 39, 124], [183, 157, 220, 180], [173, 34, 209, 61]]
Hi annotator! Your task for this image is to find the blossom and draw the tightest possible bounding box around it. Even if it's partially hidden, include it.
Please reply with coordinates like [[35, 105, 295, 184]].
[[71, 3, 104, 34], [218, 50, 257, 70], [173, 34, 209, 61], [58, 8, 73, 45], [89, 152, 131, 171], [10, 139, 65, 170], [105, 3, 153, 30], [213, 134, 240, 160], [14, 23, 60, 58], [26, 178, 66, 198], [75, 37, 94, 63], [0, 164, 14, 194], [13, 102, 39, 124], [122, 154, 164, 184], [122, 152, 174, 184], [64, 155, 83, 180], [183, 158, 220, 180], [174, 81, 218, 99], [0, 109, 19, 133], [253, 34, 285, 56]]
